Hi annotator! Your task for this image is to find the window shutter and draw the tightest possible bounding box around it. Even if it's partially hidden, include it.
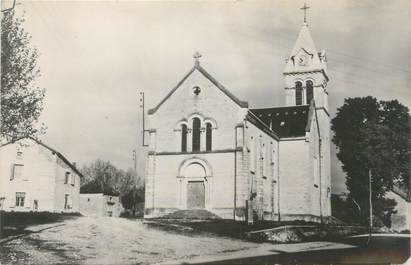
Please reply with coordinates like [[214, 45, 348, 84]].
[[10, 165, 15, 180]]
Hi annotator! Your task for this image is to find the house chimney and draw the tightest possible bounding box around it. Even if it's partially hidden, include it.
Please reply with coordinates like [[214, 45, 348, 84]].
[[73, 162, 76, 168]]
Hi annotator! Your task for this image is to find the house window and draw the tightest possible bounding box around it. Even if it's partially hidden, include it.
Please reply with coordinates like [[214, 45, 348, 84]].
[[11, 164, 23, 180], [206, 123, 212, 151], [306, 80, 313, 104], [192, 117, 201, 152], [64, 194, 70, 209], [71, 173, 75, 186], [15, 192, 25, 207], [181, 124, 187, 152], [16, 151, 23, 159], [65, 172, 70, 184], [295, 81, 303, 105]]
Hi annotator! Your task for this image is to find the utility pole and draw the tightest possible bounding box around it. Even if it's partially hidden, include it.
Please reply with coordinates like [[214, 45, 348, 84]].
[[132, 149, 137, 175], [367, 169, 373, 245], [139, 92, 148, 147]]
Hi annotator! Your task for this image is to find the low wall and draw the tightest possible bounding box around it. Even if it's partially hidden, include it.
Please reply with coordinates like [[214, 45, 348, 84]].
[[245, 224, 366, 243]]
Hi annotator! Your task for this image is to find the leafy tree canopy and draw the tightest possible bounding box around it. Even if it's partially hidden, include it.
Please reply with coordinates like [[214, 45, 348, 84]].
[[332, 97, 410, 226], [1, 10, 46, 141], [80, 159, 144, 214]]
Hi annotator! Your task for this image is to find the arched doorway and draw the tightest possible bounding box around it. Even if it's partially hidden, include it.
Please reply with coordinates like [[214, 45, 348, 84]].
[[177, 158, 213, 210], [185, 163, 206, 209]]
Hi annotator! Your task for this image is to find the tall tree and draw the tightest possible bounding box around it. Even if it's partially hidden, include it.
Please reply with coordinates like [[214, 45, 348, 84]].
[[1, 10, 45, 141], [332, 97, 410, 226]]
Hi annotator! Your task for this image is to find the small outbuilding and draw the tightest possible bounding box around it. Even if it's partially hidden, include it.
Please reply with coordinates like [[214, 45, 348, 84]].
[[79, 193, 123, 217]]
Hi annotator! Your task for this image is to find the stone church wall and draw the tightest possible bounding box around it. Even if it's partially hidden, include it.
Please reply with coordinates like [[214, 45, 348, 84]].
[[279, 139, 314, 220], [144, 67, 249, 219], [243, 120, 279, 221], [145, 152, 236, 219]]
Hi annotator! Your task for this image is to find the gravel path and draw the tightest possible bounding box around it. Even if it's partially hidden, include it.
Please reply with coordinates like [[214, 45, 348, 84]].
[[0, 217, 265, 265]]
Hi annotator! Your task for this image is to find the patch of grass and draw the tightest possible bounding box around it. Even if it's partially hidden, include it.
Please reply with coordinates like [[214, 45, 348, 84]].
[[151, 219, 319, 239], [1, 211, 81, 228]]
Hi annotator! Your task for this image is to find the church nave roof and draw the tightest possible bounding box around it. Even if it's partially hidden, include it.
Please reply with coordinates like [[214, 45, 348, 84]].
[[249, 105, 311, 138]]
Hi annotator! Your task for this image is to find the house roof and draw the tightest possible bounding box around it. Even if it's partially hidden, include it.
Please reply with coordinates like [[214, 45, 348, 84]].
[[249, 105, 312, 138], [392, 184, 411, 202], [0, 136, 84, 178], [148, 63, 248, 115]]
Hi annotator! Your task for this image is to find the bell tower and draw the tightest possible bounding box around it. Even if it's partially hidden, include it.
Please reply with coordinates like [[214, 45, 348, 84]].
[[283, 6, 332, 217], [283, 22, 329, 110]]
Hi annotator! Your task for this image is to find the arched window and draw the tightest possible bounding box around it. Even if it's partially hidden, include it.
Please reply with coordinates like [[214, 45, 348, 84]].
[[192, 118, 201, 152], [181, 124, 187, 152], [306, 80, 313, 104], [295, 81, 303, 105], [206, 123, 212, 151]]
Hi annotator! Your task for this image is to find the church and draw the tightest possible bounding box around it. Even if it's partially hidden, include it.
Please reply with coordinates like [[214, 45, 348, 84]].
[[144, 20, 332, 222]]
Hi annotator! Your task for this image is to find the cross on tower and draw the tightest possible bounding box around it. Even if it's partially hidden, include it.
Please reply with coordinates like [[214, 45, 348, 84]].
[[193, 51, 202, 66], [300, 3, 310, 24]]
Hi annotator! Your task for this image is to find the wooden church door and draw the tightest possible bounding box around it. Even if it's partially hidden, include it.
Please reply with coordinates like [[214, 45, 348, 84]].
[[187, 181, 205, 209]]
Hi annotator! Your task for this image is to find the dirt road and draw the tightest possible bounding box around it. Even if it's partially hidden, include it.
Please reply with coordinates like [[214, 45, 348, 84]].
[[0, 216, 265, 264]]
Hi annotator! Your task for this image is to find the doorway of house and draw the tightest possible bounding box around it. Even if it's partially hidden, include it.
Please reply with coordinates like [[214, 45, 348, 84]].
[[187, 181, 205, 209], [33, 200, 38, 211]]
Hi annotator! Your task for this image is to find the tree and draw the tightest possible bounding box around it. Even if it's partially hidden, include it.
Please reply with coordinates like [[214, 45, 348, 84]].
[[332, 97, 410, 227], [80, 159, 144, 216], [1, 10, 45, 141], [121, 185, 145, 217]]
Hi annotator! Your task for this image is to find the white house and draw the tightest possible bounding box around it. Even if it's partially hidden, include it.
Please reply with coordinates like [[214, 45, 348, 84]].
[[386, 186, 410, 232], [0, 136, 82, 213], [144, 22, 332, 222]]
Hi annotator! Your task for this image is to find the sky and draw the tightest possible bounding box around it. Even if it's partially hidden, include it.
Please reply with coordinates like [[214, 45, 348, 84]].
[[10, 0, 411, 193]]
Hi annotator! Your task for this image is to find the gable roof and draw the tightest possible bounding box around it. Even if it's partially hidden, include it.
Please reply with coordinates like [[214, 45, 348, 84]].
[[0, 136, 84, 178], [249, 104, 312, 138], [246, 111, 279, 140], [148, 64, 248, 115], [392, 184, 411, 202]]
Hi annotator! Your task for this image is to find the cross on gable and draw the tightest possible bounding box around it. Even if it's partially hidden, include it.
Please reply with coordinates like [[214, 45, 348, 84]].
[[300, 3, 310, 24], [193, 51, 202, 66]]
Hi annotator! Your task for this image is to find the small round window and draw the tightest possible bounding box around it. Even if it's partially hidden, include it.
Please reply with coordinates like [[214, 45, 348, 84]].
[[193, 86, 201, 95]]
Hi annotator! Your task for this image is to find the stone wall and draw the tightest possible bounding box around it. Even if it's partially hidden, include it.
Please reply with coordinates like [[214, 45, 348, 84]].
[[243, 120, 279, 221], [279, 139, 312, 217], [79, 193, 122, 217]]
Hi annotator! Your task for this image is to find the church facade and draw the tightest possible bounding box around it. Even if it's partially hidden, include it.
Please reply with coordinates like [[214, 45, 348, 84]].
[[144, 23, 331, 222]]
